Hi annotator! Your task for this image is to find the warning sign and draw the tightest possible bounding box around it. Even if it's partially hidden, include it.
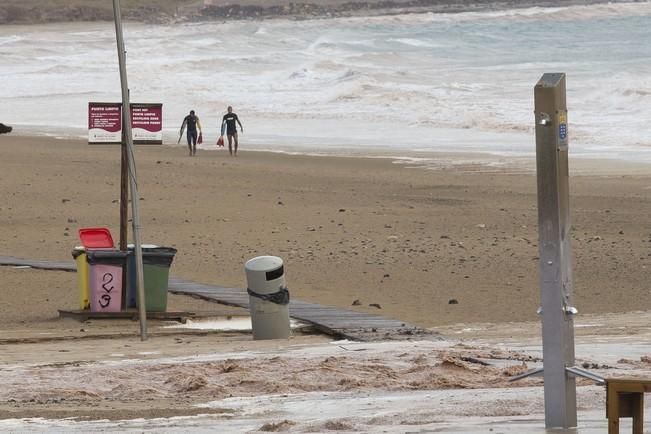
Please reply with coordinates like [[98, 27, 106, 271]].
[[88, 102, 163, 145], [131, 104, 163, 144], [88, 102, 122, 144]]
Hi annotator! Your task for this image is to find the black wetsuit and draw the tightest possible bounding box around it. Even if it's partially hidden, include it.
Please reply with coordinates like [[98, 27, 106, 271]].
[[184, 114, 199, 145], [222, 113, 240, 136]]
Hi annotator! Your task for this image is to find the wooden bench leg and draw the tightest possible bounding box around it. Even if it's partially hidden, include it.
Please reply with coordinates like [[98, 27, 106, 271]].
[[608, 389, 620, 434], [632, 393, 644, 434], [609, 391, 645, 434]]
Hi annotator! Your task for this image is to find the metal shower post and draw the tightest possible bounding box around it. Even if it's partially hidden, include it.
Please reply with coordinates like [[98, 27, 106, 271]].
[[535, 72, 577, 428]]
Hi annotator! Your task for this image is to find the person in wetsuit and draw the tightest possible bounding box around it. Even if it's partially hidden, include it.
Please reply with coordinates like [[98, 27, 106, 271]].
[[180, 110, 202, 156], [221, 106, 243, 156]]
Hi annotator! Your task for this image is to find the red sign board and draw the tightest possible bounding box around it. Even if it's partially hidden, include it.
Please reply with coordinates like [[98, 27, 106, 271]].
[[88, 102, 122, 144], [131, 103, 163, 144], [88, 102, 163, 145]]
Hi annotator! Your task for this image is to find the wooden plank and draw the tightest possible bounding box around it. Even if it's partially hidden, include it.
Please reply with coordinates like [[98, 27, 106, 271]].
[[0, 256, 76, 272], [58, 309, 195, 322], [3, 255, 436, 342]]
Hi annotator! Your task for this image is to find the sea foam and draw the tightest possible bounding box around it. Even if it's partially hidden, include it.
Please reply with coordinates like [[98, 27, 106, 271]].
[[1, 3, 650, 161]]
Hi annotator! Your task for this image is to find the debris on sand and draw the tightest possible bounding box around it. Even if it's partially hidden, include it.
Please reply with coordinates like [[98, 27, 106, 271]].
[[0, 123, 12, 134], [165, 374, 208, 392], [324, 420, 355, 430], [259, 419, 296, 432]]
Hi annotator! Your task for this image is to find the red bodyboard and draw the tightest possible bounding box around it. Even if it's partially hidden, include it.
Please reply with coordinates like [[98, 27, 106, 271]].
[[216, 136, 224, 147]]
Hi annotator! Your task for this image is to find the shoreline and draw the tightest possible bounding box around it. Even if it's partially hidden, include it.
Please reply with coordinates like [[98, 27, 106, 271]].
[[4, 9, 650, 167], [0, 0, 641, 25], [11, 130, 651, 176]]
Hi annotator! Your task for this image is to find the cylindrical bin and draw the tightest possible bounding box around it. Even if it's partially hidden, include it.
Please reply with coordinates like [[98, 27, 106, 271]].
[[244, 256, 290, 340], [71, 246, 90, 310], [86, 250, 127, 313], [126, 245, 177, 312]]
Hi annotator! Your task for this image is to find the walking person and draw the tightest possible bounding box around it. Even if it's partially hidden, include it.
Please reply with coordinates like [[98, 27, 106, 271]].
[[179, 110, 202, 156], [221, 106, 243, 156]]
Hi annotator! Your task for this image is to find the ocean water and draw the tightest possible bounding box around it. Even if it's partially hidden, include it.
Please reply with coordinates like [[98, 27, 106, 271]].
[[1, 2, 650, 161]]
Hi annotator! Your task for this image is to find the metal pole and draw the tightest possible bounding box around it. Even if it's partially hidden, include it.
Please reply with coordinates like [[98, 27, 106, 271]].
[[113, 0, 148, 341], [534, 73, 576, 428], [120, 134, 128, 251], [119, 133, 128, 310]]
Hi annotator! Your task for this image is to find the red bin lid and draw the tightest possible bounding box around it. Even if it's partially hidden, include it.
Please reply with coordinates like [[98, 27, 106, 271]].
[[78, 227, 114, 249]]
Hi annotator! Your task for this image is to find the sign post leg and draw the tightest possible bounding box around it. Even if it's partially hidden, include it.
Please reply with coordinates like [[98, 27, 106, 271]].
[[112, 0, 147, 341]]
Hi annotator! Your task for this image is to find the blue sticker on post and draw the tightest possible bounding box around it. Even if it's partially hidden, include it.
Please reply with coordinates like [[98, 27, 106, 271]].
[[559, 124, 567, 140], [558, 112, 567, 141]]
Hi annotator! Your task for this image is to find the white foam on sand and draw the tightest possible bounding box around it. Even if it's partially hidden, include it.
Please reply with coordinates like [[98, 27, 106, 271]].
[[0, 387, 632, 433], [3, 329, 651, 432], [162, 317, 308, 331]]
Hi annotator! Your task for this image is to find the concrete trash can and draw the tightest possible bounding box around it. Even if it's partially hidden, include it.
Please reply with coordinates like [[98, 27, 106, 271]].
[[71, 246, 90, 310], [86, 250, 127, 313], [126, 245, 177, 312], [244, 256, 290, 340]]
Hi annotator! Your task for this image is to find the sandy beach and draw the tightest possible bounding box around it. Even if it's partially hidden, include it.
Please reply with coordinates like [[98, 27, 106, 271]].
[[3, 1, 651, 430], [2, 135, 651, 429], [2, 136, 651, 327]]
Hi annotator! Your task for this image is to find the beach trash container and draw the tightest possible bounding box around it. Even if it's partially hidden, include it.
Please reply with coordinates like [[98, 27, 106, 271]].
[[126, 245, 177, 312], [244, 256, 290, 340], [74, 227, 115, 311], [86, 250, 127, 313], [71, 246, 90, 310]]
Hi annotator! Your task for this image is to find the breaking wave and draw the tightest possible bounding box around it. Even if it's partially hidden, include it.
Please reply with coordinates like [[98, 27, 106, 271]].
[[1, 2, 651, 159]]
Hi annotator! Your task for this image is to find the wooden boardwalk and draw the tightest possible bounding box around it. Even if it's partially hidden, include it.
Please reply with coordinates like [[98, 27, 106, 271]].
[[0, 255, 76, 272], [0, 255, 436, 341]]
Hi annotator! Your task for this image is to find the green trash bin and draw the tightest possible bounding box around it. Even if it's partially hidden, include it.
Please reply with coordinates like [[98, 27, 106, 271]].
[[127, 246, 177, 312]]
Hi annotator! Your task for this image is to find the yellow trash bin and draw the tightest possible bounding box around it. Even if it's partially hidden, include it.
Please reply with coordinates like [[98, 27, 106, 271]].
[[72, 246, 90, 310]]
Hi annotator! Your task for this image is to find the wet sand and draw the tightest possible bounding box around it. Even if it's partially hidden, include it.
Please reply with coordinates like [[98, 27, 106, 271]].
[[3, 135, 651, 430], [4, 305, 651, 429]]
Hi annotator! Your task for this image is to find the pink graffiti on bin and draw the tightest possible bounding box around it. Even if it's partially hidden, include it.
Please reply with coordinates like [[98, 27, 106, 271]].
[[89, 263, 122, 312]]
